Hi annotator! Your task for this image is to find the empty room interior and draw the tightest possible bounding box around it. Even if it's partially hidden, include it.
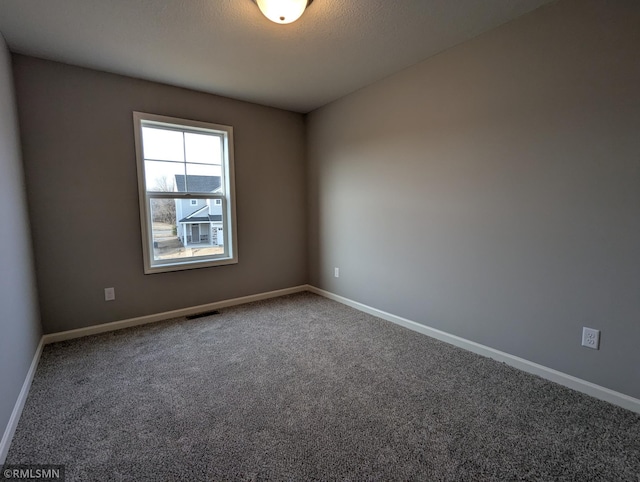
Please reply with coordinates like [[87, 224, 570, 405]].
[[1, 0, 639, 480]]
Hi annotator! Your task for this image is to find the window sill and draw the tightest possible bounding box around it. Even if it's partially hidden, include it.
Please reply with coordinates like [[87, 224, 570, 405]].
[[144, 256, 238, 274]]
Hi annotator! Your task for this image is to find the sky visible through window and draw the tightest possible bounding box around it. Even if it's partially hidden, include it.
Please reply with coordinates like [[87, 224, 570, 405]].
[[142, 126, 223, 192]]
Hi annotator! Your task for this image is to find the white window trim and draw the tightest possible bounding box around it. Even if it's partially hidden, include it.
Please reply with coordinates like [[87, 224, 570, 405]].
[[133, 112, 239, 274]]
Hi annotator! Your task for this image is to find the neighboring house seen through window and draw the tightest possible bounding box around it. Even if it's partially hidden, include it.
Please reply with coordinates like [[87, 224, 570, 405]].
[[133, 112, 238, 273]]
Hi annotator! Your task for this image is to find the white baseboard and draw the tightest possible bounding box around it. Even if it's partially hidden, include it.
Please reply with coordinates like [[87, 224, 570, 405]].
[[0, 337, 45, 465], [43, 285, 309, 345], [307, 286, 640, 415]]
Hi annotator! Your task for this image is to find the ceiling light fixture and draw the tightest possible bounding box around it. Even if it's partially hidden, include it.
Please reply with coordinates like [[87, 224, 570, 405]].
[[255, 0, 313, 25]]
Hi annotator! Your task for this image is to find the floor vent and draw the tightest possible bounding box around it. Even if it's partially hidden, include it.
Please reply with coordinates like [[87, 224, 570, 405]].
[[186, 310, 220, 320]]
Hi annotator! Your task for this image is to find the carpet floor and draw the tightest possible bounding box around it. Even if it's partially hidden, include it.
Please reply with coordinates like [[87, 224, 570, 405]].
[[7, 292, 640, 481]]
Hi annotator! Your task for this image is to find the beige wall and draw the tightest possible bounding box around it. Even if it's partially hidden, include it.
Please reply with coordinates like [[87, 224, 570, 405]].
[[13, 56, 307, 334], [307, 0, 640, 398], [0, 36, 41, 451]]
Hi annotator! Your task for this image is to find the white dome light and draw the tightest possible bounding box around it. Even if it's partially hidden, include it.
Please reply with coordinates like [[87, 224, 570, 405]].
[[256, 0, 311, 25]]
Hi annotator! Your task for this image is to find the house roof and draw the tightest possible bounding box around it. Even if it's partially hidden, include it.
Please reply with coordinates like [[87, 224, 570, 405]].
[[179, 215, 223, 223], [185, 205, 208, 219], [174, 175, 221, 193]]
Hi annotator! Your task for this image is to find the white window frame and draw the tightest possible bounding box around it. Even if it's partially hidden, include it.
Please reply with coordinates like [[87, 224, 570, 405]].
[[133, 112, 238, 274]]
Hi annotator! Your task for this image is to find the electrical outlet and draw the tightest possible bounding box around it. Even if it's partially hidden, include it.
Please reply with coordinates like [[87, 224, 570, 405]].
[[104, 287, 115, 301], [334, 267, 339, 278], [581, 327, 600, 350]]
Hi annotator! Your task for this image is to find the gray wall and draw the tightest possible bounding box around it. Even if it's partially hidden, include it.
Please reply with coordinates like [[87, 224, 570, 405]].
[[0, 36, 41, 449], [13, 56, 307, 334], [307, 0, 640, 399]]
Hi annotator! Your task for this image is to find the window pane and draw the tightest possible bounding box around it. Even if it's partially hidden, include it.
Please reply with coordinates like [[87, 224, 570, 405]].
[[185, 163, 223, 193], [150, 198, 225, 263], [142, 127, 184, 162], [185, 132, 222, 165], [144, 160, 186, 192]]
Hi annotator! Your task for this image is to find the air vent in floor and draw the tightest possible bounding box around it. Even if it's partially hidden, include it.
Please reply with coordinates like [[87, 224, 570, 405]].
[[186, 310, 220, 320]]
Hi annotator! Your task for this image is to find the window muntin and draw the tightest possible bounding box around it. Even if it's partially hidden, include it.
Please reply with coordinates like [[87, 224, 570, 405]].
[[133, 112, 237, 273]]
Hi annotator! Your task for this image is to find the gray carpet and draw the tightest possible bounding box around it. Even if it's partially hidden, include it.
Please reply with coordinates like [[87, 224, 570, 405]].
[[7, 292, 640, 481]]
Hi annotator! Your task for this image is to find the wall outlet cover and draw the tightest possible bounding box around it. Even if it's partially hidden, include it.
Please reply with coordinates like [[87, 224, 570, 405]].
[[581, 327, 600, 350], [104, 287, 116, 301]]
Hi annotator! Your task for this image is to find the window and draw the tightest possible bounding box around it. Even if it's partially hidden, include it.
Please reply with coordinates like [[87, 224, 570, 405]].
[[133, 112, 237, 273]]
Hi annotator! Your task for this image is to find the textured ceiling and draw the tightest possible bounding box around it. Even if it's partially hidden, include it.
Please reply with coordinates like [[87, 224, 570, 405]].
[[0, 0, 554, 113]]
